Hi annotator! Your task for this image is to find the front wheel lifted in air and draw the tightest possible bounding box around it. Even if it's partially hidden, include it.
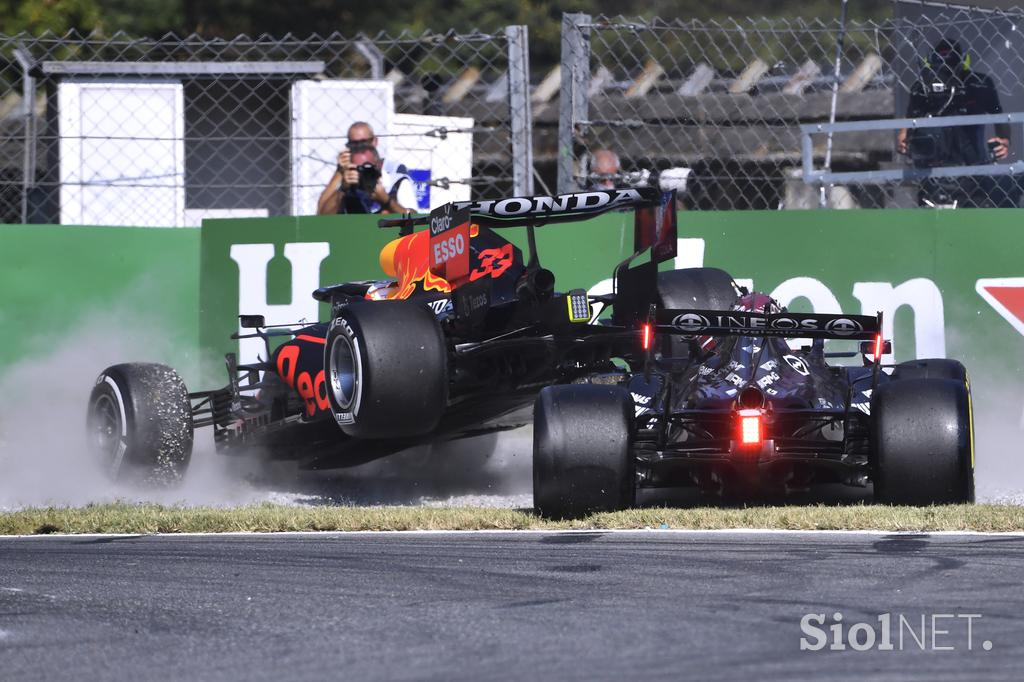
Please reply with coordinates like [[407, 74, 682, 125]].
[[87, 362, 193, 485]]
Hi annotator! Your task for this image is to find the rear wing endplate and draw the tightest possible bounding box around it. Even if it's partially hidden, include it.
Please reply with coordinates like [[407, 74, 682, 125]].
[[656, 308, 881, 341]]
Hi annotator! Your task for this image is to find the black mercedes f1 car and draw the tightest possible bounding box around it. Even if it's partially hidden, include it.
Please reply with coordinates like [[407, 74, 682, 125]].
[[87, 184, 688, 484], [532, 281, 976, 518]]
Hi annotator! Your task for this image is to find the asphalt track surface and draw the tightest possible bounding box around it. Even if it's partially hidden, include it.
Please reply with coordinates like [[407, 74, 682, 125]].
[[1, 531, 1022, 682]]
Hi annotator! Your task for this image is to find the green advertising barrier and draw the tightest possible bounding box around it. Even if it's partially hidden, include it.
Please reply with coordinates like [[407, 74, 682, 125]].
[[199, 209, 1024, 368], [0, 224, 201, 381]]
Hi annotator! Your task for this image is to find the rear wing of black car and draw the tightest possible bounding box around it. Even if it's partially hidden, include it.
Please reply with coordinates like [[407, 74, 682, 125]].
[[655, 308, 882, 341]]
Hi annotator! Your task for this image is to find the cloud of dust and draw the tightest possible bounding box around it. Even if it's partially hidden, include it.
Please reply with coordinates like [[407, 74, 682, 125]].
[[0, 297, 267, 511], [296, 428, 534, 507], [970, 377, 1024, 503], [944, 329, 1024, 503], [0, 281, 536, 511]]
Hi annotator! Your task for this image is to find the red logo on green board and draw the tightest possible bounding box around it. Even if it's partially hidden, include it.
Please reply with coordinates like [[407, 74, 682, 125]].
[[976, 278, 1024, 337]]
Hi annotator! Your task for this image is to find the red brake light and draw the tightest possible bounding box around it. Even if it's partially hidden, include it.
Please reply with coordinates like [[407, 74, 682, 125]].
[[873, 333, 883, 360], [738, 409, 762, 445], [641, 323, 653, 351]]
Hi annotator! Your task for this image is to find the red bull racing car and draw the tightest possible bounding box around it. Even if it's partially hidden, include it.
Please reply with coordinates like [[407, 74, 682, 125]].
[[87, 185, 690, 483], [532, 286, 976, 518]]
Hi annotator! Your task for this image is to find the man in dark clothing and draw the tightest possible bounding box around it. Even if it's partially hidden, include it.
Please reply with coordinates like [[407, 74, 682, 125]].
[[897, 39, 1016, 207]]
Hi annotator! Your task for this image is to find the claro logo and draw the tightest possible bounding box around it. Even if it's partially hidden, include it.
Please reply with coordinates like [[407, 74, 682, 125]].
[[429, 212, 452, 236]]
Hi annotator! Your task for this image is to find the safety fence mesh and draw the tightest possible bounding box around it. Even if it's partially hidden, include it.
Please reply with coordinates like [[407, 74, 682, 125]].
[[559, 5, 1024, 209], [0, 28, 528, 225], [5, 4, 1024, 223]]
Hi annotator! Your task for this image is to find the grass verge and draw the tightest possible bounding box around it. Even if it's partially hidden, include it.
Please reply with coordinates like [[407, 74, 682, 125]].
[[0, 503, 1023, 535]]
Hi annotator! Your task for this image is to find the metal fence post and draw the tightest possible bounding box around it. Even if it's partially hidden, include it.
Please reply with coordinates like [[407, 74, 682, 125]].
[[505, 25, 534, 196], [558, 13, 591, 193], [13, 47, 36, 224]]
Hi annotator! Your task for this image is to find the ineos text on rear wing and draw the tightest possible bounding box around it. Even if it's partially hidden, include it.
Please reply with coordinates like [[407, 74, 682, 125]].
[[657, 309, 881, 341]]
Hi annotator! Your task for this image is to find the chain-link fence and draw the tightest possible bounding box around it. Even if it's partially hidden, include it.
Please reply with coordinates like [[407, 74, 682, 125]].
[[7, 5, 1024, 223], [559, 4, 1024, 209], [0, 27, 532, 225]]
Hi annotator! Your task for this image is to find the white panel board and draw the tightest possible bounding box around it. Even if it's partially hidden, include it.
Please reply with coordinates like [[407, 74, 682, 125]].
[[183, 208, 270, 228], [59, 80, 185, 226], [390, 113, 474, 211], [290, 80, 393, 216]]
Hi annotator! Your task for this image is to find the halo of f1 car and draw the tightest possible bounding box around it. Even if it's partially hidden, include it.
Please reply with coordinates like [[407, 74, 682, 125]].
[[88, 180, 974, 516]]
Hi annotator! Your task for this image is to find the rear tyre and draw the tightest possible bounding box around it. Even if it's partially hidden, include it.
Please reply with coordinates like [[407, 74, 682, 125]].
[[871, 378, 974, 505], [325, 301, 448, 439], [891, 358, 968, 383], [655, 267, 739, 357], [533, 384, 635, 519], [87, 363, 193, 485], [656, 267, 739, 310]]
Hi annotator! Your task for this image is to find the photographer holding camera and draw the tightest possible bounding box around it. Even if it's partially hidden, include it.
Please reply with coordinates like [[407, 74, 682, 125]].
[[897, 39, 1015, 207], [316, 122, 417, 215]]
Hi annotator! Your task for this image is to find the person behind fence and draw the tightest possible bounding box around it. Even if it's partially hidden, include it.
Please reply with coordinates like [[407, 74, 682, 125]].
[[587, 149, 621, 189], [896, 38, 1017, 208], [316, 122, 417, 215]]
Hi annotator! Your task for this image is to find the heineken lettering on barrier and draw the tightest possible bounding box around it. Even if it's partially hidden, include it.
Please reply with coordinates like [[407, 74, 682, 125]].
[[199, 209, 1024, 406]]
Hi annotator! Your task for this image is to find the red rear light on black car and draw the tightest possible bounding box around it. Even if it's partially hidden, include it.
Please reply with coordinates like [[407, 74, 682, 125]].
[[641, 323, 653, 351], [737, 409, 762, 446]]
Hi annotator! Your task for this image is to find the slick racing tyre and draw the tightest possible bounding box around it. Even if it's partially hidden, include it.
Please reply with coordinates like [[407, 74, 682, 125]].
[[533, 384, 635, 519], [891, 358, 968, 383], [326, 300, 448, 439], [655, 268, 739, 358], [871, 377, 974, 505], [87, 363, 193, 485], [655, 267, 739, 311]]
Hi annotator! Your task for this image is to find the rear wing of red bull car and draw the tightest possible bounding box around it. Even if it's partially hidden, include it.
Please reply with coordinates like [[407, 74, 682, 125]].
[[378, 187, 678, 324], [378, 186, 671, 231], [378, 187, 676, 262]]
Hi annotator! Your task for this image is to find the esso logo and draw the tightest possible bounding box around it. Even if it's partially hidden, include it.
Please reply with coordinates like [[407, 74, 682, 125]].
[[432, 233, 466, 265]]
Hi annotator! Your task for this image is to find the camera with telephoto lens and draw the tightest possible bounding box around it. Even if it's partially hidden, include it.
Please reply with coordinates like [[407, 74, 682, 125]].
[[907, 127, 955, 168], [906, 79, 966, 168], [356, 162, 381, 194]]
